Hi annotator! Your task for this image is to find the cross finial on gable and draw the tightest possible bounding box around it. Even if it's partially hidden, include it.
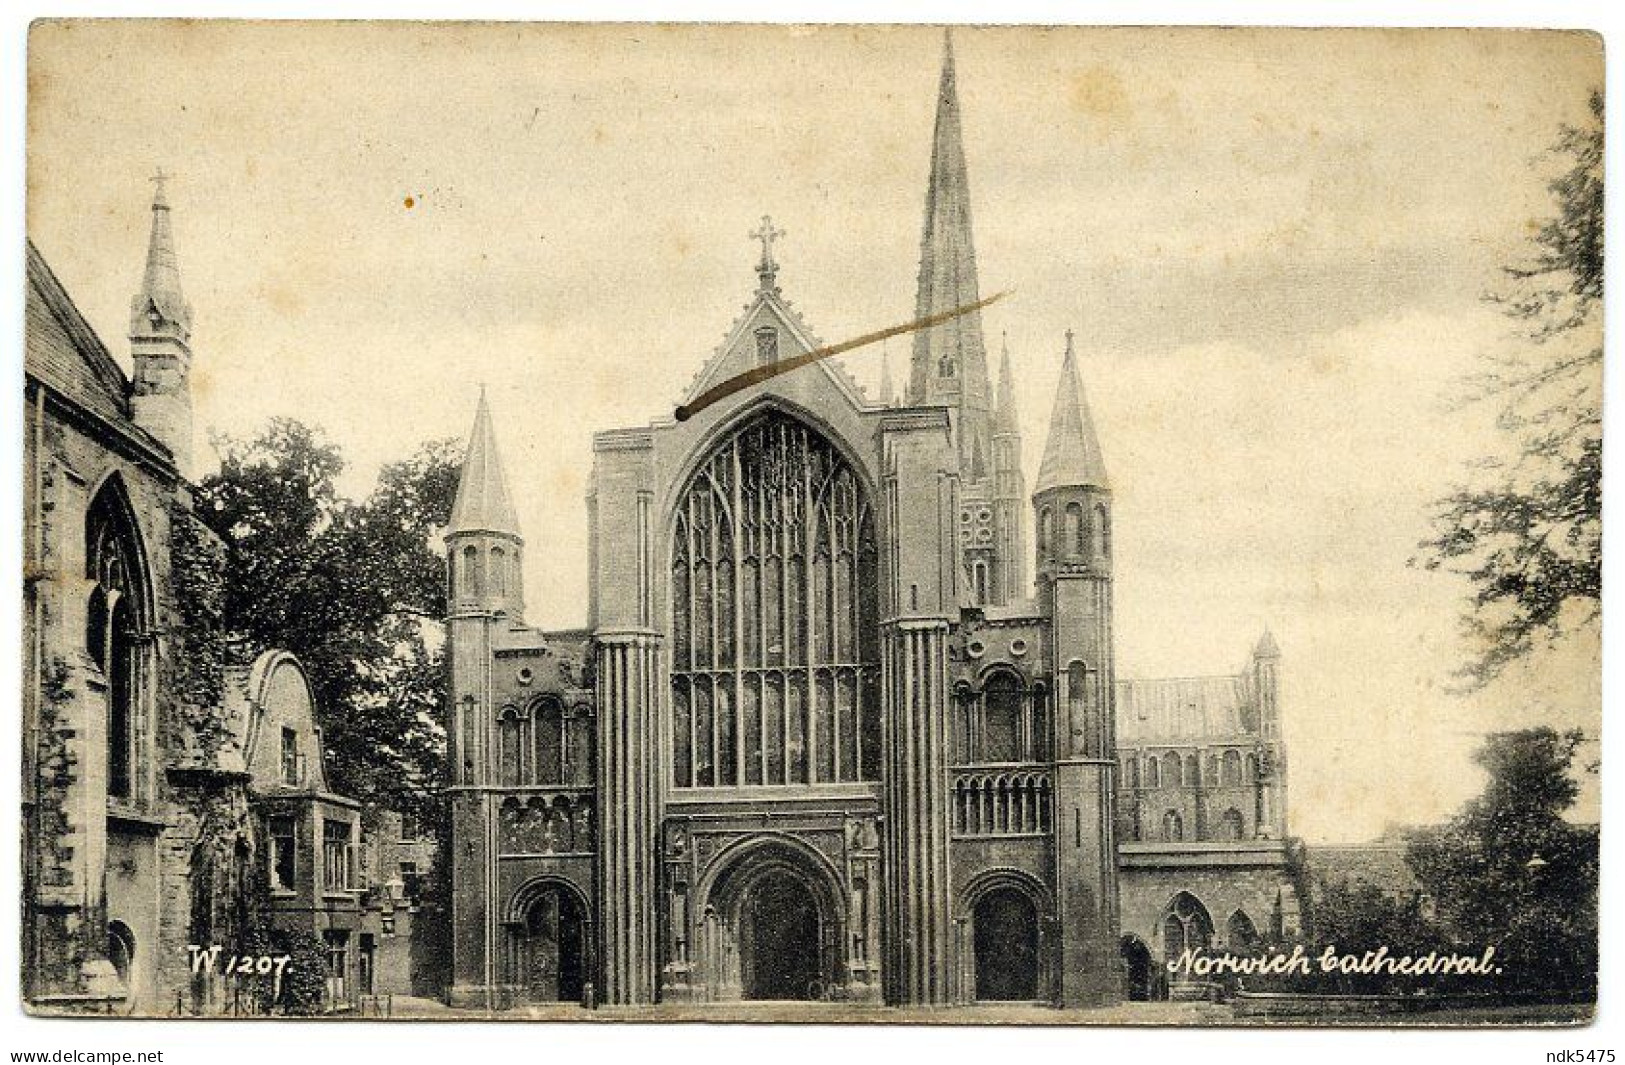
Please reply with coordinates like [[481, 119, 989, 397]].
[[750, 214, 786, 293]]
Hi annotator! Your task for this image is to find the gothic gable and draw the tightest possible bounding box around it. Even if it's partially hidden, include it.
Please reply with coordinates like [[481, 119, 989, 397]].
[[679, 290, 869, 415]]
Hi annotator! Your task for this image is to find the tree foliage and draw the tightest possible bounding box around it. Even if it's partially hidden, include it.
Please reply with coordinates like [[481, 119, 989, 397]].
[[195, 419, 459, 824], [1407, 728, 1598, 999], [1254, 879, 1451, 996], [1418, 91, 1602, 687]]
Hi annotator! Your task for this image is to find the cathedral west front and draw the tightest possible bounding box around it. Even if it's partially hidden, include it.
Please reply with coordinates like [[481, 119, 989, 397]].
[[443, 34, 1297, 1011]]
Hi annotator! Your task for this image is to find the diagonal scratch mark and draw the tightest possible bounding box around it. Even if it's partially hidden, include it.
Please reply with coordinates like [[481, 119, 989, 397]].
[[674, 290, 1010, 422]]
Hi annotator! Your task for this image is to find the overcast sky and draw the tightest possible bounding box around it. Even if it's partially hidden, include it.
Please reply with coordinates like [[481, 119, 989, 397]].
[[27, 22, 1601, 842]]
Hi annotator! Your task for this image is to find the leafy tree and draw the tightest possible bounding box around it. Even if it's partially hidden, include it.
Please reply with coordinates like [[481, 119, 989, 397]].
[[1236, 879, 1448, 997], [196, 419, 459, 825], [1406, 728, 1598, 999], [1417, 91, 1601, 687]]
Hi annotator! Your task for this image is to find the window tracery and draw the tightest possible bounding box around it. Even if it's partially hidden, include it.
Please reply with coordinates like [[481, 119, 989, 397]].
[[670, 412, 881, 788], [87, 484, 146, 802]]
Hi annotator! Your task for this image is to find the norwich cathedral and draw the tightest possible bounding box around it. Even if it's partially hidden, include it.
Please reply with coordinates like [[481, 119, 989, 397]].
[[440, 34, 1298, 1009]]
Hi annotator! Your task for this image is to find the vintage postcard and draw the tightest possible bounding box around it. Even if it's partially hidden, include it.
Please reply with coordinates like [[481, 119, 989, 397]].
[[20, 22, 1602, 1025]]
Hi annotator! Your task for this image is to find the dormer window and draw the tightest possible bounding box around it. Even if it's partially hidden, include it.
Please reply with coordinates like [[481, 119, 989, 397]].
[[754, 326, 778, 366]]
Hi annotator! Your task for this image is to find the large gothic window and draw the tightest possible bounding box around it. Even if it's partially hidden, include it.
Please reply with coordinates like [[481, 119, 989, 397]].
[[87, 482, 147, 802], [670, 412, 881, 788]]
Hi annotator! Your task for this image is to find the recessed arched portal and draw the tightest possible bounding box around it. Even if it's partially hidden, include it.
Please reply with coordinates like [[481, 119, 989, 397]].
[[972, 887, 1040, 1001], [696, 835, 845, 1003], [508, 879, 589, 1004]]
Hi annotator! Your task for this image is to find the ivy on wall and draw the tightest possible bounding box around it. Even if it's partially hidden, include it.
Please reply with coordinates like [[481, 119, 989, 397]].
[[167, 501, 229, 761]]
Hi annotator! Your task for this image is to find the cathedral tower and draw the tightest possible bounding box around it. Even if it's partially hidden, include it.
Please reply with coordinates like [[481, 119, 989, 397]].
[[443, 391, 528, 1007], [128, 172, 196, 479], [1033, 331, 1121, 1008], [908, 30, 994, 483], [445, 388, 524, 789]]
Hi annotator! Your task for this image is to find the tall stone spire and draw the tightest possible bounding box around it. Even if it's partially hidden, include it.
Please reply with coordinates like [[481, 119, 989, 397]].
[[448, 388, 522, 538], [990, 330, 1029, 603], [994, 331, 1019, 433], [1035, 330, 1109, 493], [908, 28, 993, 478], [129, 170, 196, 478], [130, 170, 192, 341]]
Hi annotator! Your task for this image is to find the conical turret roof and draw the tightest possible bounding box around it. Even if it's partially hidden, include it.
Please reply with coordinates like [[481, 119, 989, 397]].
[[1035, 331, 1109, 493], [448, 390, 521, 538]]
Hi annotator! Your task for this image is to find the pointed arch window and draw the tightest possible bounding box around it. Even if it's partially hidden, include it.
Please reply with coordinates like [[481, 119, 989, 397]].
[[1227, 910, 1260, 951], [1037, 508, 1053, 556], [670, 410, 880, 788], [1094, 503, 1110, 558], [87, 482, 148, 802], [1163, 893, 1214, 962]]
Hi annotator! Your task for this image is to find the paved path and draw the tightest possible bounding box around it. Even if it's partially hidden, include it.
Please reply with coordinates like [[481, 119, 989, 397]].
[[357, 997, 1589, 1026]]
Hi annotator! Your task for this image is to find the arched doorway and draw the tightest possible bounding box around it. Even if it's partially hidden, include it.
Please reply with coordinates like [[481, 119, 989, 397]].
[[696, 836, 844, 1002], [511, 882, 587, 1004], [740, 870, 821, 1000], [973, 887, 1039, 1001], [1119, 935, 1153, 1001]]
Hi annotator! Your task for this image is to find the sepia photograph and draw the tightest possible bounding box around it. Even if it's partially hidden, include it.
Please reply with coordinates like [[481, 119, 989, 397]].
[[17, 19, 1605, 1031]]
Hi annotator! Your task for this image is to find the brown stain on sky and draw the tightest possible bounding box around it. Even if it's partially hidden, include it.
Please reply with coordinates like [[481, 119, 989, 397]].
[[1069, 65, 1130, 124]]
